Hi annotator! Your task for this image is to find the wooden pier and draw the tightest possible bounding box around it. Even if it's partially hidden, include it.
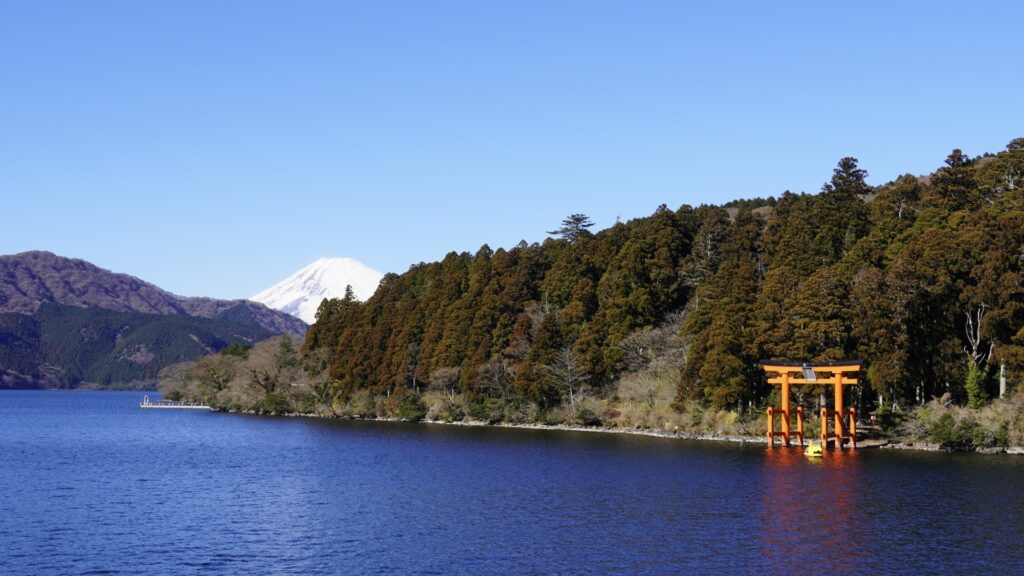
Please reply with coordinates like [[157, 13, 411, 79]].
[[139, 395, 213, 410]]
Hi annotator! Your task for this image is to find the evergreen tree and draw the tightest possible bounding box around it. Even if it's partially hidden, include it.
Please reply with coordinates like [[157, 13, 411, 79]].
[[548, 214, 595, 243], [927, 149, 978, 212]]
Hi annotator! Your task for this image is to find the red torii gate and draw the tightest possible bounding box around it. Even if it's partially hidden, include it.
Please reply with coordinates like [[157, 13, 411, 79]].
[[761, 360, 863, 450]]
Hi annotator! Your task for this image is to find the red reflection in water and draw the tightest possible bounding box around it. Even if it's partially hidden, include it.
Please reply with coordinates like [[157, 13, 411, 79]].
[[757, 447, 865, 574]]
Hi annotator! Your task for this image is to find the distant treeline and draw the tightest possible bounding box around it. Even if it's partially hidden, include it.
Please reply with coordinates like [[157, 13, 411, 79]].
[[301, 139, 1024, 416]]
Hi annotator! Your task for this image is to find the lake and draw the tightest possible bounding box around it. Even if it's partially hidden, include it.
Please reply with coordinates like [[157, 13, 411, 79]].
[[1, 390, 1022, 574]]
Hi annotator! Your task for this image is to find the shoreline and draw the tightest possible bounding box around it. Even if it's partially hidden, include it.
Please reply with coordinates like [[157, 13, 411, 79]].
[[11, 390, 1017, 455], [220, 408, 1024, 455]]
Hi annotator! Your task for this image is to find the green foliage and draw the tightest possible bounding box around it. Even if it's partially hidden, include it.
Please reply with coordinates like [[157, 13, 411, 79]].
[[547, 213, 595, 243], [873, 404, 906, 434], [0, 313, 42, 377], [908, 396, 1016, 450], [966, 362, 989, 408], [256, 392, 293, 415], [220, 342, 252, 358], [394, 390, 427, 421], [926, 412, 979, 449], [722, 196, 777, 211], [0, 303, 272, 388]]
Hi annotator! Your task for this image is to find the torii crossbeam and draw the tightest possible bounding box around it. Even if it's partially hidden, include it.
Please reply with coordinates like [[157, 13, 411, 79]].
[[760, 360, 863, 450]]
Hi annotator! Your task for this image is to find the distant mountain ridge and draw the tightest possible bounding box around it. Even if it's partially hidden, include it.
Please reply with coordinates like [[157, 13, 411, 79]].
[[0, 303, 275, 389], [0, 251, 306, 335], [252, 257, 384, 324], [0, 251, 306, 389]]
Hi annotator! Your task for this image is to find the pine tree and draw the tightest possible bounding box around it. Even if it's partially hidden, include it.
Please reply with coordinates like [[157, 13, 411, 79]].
[[548, 214, 595, 243]]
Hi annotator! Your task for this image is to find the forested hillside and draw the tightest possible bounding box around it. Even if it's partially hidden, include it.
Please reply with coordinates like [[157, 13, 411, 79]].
[[307, 140, 1023, 410], [0, 303, 274, 389], [0, 251, 307, 335], [0, 252, 306, 388], [166, 139, 1024, 445]]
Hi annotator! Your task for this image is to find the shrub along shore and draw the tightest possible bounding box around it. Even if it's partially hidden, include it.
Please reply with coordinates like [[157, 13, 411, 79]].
[[159, 337, 1024, 455], [199, 405, 1024, 455]]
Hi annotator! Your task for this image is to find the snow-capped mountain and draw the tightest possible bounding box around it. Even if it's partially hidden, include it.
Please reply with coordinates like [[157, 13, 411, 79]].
[[251, 257, 384, 324]]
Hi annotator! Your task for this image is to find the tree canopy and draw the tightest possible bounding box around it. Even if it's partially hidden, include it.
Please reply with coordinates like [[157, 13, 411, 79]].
[[284, 141, 1024, 417], [548, 214, 596, 243]]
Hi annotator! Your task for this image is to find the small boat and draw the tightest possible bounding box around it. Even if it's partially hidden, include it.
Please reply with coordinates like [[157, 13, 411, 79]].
[[804, 441, 823, 457]]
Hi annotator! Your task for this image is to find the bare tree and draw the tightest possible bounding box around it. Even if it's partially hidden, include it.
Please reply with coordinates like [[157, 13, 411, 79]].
[[542, 346, 591, 415], [618, 371, 673, 410], [964, 304, 991, 368], [617, 310, 687, 374], [998, 355, 1008, 398], [618, 329, 661, 373], [984, 165, 1020, 205], [429, 367, 462, 404], [478, 361, 515, 400], [248, 336, 301, 397], [185, 356, 235, 393], [201, 363, 234, 392], [248, 368, 279, 396], [681, 210, 729, 287]]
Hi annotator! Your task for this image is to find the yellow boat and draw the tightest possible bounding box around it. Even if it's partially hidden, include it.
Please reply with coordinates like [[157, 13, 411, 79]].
[[804, 441, 823, 457]]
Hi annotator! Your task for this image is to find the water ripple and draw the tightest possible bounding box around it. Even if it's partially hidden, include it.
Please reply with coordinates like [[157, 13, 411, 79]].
[[3, 391, 1024, 574]]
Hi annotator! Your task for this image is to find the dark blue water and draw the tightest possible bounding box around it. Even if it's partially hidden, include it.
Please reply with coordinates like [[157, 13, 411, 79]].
[[2, 391, 1023, 575]]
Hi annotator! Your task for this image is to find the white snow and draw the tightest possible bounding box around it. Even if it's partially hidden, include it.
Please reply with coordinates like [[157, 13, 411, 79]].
[[250, 257, 384, 324]]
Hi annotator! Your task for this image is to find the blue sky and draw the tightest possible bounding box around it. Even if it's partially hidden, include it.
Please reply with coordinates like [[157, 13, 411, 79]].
[[2, 1, 1021, 298]]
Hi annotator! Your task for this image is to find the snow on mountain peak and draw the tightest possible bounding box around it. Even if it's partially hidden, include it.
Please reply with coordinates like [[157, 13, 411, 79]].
[[250, 257, 384, 324]]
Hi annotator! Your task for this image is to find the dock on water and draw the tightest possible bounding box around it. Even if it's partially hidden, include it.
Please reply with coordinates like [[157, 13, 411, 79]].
[[140, 395, 213, 410]]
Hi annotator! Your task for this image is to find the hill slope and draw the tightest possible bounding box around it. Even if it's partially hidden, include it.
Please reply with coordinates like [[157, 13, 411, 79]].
[[0, 252, 307, 388], [0, 251, 306, 335], [0, 303, 274, 389]]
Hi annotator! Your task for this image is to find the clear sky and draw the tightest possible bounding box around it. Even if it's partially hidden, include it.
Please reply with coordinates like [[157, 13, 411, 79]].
[[2, 1, 1021, 299]]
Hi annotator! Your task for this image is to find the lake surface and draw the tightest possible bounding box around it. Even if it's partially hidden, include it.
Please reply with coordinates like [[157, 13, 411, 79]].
[[2, 390, 1023, 575]]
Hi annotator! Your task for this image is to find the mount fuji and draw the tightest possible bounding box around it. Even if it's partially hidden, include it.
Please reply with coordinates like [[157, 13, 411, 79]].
[[251, 257, 384, 324]]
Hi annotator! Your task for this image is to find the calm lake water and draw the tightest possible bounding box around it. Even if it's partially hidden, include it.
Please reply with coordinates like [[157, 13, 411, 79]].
[[2, 390, 1023, 575]]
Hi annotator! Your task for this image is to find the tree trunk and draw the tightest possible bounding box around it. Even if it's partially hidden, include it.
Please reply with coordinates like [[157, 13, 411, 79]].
[[1000, 361, 1007, 398]]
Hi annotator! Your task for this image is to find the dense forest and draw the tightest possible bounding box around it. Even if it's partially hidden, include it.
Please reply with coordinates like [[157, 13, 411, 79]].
[[0, 303, 274, 388], [166, 139, 1024, 446]]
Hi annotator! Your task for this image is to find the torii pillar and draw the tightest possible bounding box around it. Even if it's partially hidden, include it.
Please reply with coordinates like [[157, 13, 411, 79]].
[[761, 360, 863, 450]]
